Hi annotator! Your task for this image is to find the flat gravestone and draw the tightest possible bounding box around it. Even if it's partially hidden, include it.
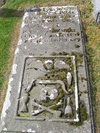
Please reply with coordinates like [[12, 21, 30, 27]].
[[0, 6, 94, 133]]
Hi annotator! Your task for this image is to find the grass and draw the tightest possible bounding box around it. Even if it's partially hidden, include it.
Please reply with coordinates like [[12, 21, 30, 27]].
[[0, 0, 100, 132], [0, 17, 17, 87]]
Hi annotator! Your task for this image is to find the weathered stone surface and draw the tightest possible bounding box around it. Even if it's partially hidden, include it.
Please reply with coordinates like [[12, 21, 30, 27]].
[[92, 0, 100, 23], [0, 6, 94, 132]]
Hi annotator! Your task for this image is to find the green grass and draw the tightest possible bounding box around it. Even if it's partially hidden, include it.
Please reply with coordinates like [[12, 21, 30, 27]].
[[0, 0, 100, 131], [0, 0, 36, 88], [0, 17, 17, 87]]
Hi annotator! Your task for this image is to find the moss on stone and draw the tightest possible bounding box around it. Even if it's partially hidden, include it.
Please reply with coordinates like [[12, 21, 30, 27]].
[[51, 28, 60, 33], [51, 52, 68, 56], [80, 77, 87, 82], [70, 101, 88, 126], [75, 44, 80, 48], [18, 112, 30, 117]]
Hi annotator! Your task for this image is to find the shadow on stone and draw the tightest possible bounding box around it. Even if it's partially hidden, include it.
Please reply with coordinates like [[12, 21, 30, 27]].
[[0, 8, 23, 17]]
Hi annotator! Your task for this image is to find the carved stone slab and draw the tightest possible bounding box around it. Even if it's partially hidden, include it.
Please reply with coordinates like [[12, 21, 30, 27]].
[[0, 6, 94, 133]]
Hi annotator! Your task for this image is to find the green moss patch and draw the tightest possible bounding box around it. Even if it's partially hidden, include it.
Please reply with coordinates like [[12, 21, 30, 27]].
[[18, 112, 30, 117], [70, 101, 88, 126]]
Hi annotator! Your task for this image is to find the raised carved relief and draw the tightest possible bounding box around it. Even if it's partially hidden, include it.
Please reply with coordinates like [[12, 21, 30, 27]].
[[17, 56, 79, 122]]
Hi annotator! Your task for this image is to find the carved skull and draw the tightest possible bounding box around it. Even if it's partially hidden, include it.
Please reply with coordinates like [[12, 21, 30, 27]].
[[40, 86, 58, 101]]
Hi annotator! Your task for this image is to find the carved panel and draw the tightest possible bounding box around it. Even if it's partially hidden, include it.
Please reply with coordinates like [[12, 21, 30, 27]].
[[16, 56, 79, 122]]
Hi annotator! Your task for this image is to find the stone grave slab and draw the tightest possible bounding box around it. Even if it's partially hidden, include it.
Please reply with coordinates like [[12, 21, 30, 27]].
[[0, 6, 94, 133]]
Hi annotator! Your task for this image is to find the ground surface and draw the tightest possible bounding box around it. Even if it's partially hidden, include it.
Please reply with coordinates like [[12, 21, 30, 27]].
[[0, 0, 100, 132]]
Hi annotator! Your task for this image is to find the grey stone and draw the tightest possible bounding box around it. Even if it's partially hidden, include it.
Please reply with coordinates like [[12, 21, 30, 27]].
[[44, 60, 53, 70], [54, 59, 70, 69], [92, 0, 100, 23], [0, 6, 94, 133], [66, 72, 72, 86], [64, 97, 72, 116]]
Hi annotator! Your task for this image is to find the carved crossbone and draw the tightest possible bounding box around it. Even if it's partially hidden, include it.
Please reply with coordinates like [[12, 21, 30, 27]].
[[32, 99, 61, 117]]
